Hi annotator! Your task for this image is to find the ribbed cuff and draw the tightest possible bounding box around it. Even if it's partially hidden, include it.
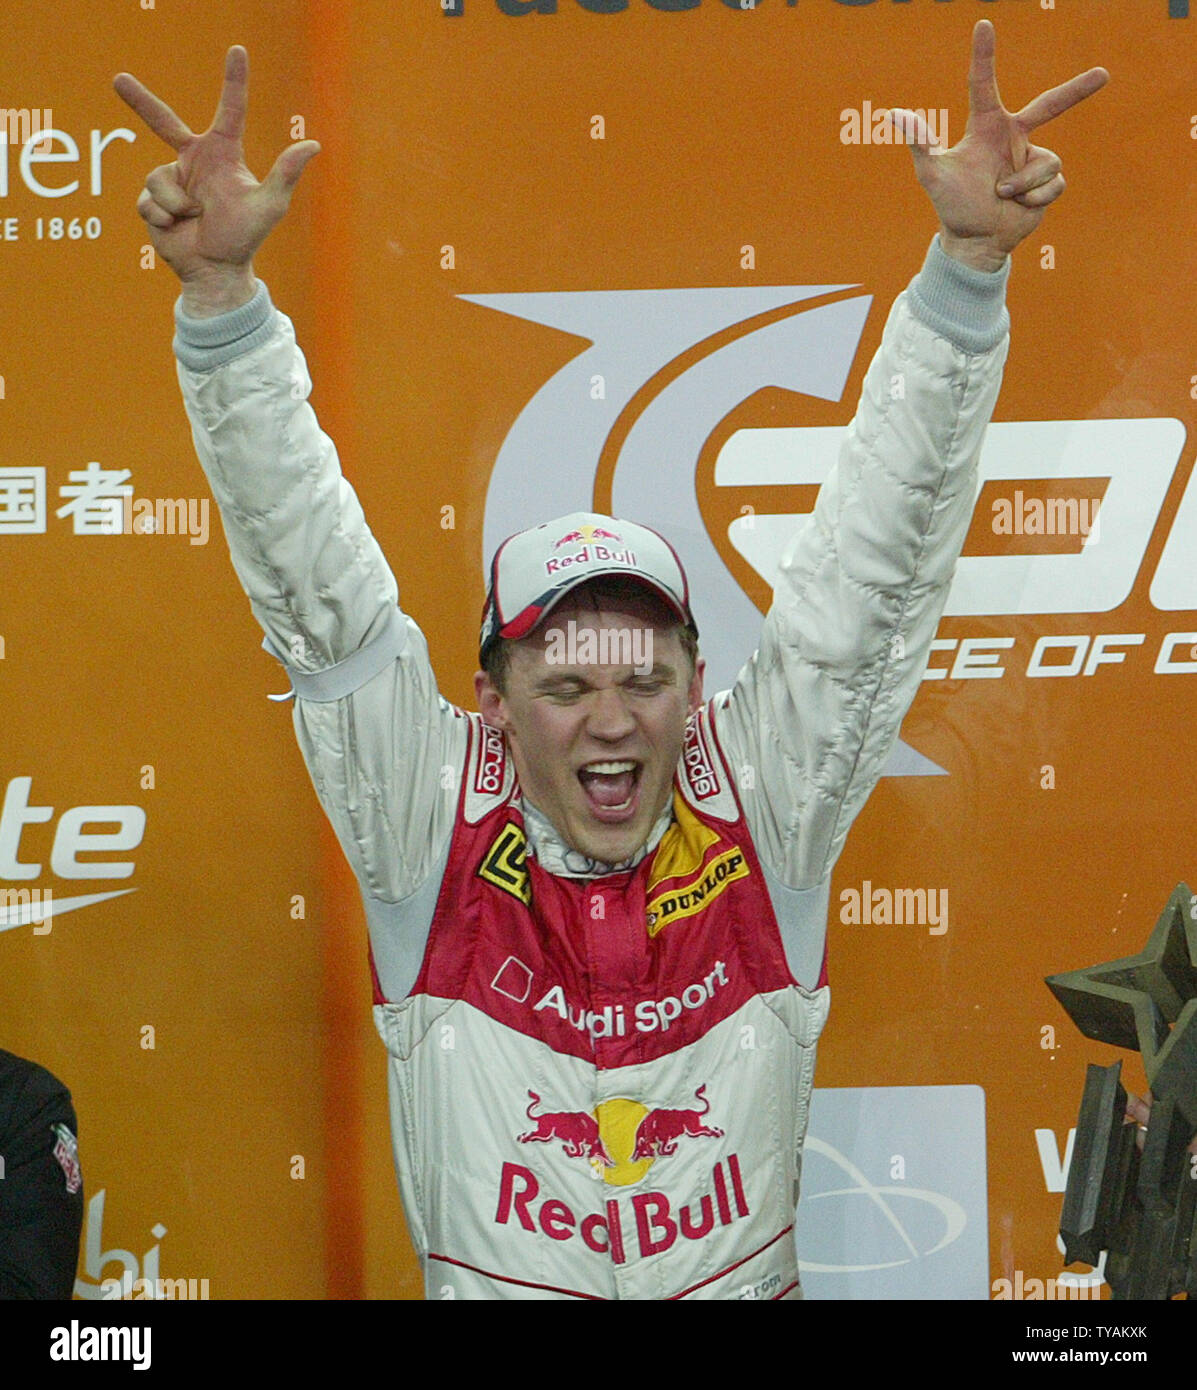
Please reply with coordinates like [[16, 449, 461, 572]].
[[907, 234, 1010, 354], [260, 607, 410, 703], [172, 280, 276, 371]]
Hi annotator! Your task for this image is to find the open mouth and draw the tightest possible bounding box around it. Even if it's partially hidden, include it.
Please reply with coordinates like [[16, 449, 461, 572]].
[[577, 760, 643, 818]]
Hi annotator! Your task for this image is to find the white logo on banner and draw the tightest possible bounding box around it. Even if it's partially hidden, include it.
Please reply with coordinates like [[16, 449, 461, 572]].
[[719, 418, 1184, 617], [468, 283, 1191, 774], [0, 777, 143, 935], [74, 1188, 166, 1300], [797, 1135, 968, 1273]]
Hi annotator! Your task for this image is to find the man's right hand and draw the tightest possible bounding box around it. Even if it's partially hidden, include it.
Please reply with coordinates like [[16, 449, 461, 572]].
[[114, 46, 320, 317]]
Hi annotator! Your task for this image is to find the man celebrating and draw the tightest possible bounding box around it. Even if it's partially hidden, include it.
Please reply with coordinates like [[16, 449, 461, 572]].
[[115, 25, 1106, 1299]]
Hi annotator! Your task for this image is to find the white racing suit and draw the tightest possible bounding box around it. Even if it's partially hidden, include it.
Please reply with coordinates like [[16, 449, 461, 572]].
[[173, 235, 1009, 1299]]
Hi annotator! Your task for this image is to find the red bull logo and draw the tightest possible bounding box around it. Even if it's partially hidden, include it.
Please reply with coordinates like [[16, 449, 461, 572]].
[[518, 1091, 614, 1167], [544, 544, 638, 577], [552, 523, 623, 549], [494, 1153, 749, 1262], [513, 1083, 726, 1187], [631, 1085, 725, 1161]]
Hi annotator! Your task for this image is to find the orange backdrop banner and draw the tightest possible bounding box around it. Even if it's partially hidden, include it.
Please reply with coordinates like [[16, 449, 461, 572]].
[[0, 0, 1192, 1302]]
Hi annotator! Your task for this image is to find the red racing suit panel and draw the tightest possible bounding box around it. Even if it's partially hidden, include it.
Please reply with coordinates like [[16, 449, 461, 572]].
[[376, 709, 826, 1300]]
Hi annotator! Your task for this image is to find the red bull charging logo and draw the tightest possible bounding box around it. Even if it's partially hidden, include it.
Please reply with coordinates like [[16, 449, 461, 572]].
[[552, 524, 622, 549], [630, 1085, 724, 1161], [516, 1084, 724, 1186], [518, 1092, 614, 1168], [498, 1086, 749, 1262], [545, 524, 637, 578]]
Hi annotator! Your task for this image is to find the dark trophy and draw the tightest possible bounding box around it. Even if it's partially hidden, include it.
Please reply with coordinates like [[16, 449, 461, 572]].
[[1045, 883, 1197, 1299]]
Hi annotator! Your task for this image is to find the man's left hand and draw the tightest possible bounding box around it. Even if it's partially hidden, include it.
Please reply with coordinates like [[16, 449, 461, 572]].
[[879, 20, 1108, 272]]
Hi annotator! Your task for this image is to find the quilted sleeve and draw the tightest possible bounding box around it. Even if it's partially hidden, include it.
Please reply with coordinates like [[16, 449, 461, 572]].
[[174, 282, 466, 901], [712, 235, 1010, 891]]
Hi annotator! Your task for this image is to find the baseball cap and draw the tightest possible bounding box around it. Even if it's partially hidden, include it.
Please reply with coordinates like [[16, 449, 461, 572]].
[[479, 512, 697, 664]]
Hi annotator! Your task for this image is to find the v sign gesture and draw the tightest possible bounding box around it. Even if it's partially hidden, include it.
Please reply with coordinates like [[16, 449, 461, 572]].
[[113, 46, 320, 315], [879, 21, 1108, 272]]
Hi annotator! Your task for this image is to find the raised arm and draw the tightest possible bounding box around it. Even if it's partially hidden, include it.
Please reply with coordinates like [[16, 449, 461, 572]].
[[115, 51, 466, 911], [714, 22, 1108, 892]]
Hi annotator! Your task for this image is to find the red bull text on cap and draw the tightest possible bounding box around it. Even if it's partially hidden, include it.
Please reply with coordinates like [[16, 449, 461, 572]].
[[480, 511, 697, 664]]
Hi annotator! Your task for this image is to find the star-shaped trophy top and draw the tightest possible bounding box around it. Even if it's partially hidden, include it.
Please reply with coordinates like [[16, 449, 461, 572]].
[[1046, 883, 1197, 1128]]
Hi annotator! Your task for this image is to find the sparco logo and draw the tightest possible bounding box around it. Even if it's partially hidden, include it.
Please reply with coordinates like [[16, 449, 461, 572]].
[[474, 722, 506, 795], [682, 719, 719, 799]]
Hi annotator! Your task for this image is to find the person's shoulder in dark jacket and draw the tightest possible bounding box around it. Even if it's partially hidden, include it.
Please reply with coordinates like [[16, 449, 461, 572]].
[[0, 1048, 84, 1300]]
